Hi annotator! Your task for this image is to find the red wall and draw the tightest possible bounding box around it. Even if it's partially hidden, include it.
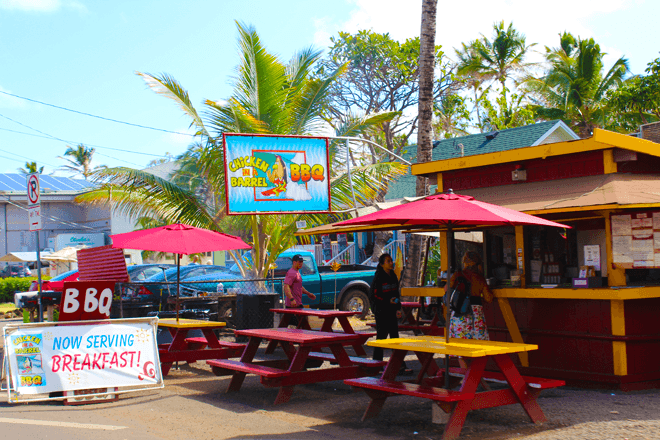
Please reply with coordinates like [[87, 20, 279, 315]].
[[443, 151, 604, 191]]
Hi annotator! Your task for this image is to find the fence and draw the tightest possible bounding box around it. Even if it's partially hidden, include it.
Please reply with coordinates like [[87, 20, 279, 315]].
[[114, 278, 284, 327]]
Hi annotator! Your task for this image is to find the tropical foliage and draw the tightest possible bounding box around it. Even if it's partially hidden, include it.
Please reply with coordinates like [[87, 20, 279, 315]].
[[323, 29, 455, 155], [58, 144, 106, 179], [526, 32, 629, 137], [18, 161, 44, 174], [78, 22, 406, 279]]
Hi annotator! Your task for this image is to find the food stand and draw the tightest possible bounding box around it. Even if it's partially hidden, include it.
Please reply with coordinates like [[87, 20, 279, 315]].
[[406, 128, 660, 390]]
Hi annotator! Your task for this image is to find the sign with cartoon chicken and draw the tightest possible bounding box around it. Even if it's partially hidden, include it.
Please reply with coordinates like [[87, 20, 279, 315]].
[[223, 134, 331, 214]]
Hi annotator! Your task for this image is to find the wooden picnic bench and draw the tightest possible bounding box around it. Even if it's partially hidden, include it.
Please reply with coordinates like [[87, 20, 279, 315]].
[[157, 318, 245, 376], [208, 327, 385, 404], [269, 308, 377, 356], [346, 336, 564, 440]]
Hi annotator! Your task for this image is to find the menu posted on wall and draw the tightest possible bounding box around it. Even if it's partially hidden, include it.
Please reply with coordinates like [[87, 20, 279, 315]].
[[611, 212, 660, 268]]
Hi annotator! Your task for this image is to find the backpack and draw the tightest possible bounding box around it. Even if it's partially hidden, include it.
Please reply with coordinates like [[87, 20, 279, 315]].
[[449, 273, 472, 317]]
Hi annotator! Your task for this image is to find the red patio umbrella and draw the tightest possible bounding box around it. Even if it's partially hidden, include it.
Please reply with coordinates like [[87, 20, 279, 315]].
[[111, 224, 251, 321], [335, 190, 570, 387]]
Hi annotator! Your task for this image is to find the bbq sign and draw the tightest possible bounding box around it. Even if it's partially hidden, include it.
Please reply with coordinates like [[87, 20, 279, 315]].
[[223, 134, 331, 214]]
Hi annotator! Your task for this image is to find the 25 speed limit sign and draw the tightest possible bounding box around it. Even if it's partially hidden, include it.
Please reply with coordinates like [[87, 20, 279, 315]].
[[27, 173, 40, 207]]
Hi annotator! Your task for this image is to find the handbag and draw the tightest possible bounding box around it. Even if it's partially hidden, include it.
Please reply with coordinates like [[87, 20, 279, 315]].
[[449, 273, 472, 316]]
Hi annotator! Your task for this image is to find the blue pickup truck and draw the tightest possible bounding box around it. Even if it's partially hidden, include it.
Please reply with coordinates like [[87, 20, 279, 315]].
[[180, 250, 376, 318], [272, 250, 376, 317]]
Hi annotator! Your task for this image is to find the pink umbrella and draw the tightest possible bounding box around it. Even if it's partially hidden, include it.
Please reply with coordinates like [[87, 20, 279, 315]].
[[335, 191, 569, 229], [111, 224, 251, 321], [336, 190, 570, 388]]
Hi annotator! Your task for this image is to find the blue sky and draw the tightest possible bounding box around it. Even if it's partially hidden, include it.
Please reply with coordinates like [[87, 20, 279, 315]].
[[0, 0, 658, 176]]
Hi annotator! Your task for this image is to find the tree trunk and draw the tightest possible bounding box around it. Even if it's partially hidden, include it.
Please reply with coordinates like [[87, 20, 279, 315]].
[[402, 0, 437, 288]]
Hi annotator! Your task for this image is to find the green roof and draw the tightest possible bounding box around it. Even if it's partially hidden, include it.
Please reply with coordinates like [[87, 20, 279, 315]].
[[431, 120, 564, 161], [383, 120, 567, 201]]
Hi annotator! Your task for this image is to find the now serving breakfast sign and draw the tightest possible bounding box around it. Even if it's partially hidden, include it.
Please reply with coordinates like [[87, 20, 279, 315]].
[[3, 318, 162, 400]]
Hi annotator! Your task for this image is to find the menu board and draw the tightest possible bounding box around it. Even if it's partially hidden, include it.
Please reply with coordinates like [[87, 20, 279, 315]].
[[611, 211, 660, 268]]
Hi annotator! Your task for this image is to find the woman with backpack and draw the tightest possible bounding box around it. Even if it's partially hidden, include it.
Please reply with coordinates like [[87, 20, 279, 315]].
[[369, 253, 413, 375], [447, 251, 494, 340]]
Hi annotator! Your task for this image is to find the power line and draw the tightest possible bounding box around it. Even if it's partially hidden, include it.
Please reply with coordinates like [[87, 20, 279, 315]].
[[0, 194, 101, 231], [0, 90, 196, 137], [0, 146, 59, 168], [0, 121, 172, 158]]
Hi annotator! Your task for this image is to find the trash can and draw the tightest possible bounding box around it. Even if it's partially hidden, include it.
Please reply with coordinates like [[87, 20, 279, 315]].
[[235, 291, 279, 342]]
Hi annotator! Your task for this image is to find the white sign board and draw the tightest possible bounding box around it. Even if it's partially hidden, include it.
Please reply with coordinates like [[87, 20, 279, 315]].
[[28, 206, 42, 232], [3, 318, 162, 402], [584, 245, 601, 271], [26, 173, 40, 207]]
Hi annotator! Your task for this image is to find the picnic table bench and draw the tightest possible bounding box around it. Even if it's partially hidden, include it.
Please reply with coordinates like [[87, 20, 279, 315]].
[[157, 318, 245, 376], [346, 336, 564, 440], [208, 327, 385, 404], [269, 308, 376, 356]]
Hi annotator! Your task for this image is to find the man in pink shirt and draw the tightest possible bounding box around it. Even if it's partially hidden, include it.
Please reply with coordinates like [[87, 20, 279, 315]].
[[283, 254, 316, 308]]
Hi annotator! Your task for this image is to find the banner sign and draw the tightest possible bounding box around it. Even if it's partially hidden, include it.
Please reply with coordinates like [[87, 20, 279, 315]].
[[60, 281, 115, 321], [3, 318, 162, 401], [223, 134, 331, 214]]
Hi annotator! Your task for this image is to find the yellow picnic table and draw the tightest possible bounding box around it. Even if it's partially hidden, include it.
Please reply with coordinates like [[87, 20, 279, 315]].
[[346, 336, 563, 440]]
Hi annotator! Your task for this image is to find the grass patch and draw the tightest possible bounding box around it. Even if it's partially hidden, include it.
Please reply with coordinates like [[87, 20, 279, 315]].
[[0, 303, 17, 313]]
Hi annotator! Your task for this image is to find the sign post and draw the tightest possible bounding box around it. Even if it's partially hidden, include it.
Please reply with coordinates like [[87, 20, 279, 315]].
[[26, 173, 43, 322]]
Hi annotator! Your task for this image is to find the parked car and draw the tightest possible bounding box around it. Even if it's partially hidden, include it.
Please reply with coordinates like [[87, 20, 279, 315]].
[[272, 250, 376, 317], [180, 250, 376, 317], [29, 269, 79, 292], [135, 265, 231, 299], [16, 264, 178, 308], [1, 263, 32, 278]]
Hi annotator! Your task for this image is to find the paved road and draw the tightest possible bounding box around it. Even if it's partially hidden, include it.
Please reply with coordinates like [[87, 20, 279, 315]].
[[1, 319, 659, 440]]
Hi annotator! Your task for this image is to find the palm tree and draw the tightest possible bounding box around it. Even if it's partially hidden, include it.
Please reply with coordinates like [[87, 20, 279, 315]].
[[78, 22, 406, 279], [58, 144, 105, 179], [527, 32, 629, 138], [18, 161, 44, 174], [458, 22, 534, 100], [401, 0, 438, 289]]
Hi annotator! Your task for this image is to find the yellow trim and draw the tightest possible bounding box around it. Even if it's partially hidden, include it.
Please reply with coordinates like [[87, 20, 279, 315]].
[[610, 300, 626, 336], [603, 149, 617, 174], [523, 203, 660, 217], [612, 341, 627, 376], [611, 299, 627, 375], [157, 318, 226, 329], [439, 231, 448, 272], [604, 213, 627, 286], [497, 297, 528, 366], [401, 287, 446, 297], [411, 128, 660, 176], [493, 286, 660, 300], [436, 172, 443, 192], [515, 226, 526, 288]]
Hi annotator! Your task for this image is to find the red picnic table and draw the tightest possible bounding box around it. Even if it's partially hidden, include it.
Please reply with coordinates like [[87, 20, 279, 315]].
[[208, 327, 386, 404], [345, 337, 564, 440], [268, 308, 376, 356], [157, 318, 245, 376]]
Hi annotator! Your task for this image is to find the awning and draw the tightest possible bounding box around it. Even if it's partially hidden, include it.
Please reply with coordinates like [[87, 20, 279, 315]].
[[41, 246, 87, 262], [458, 173, 660, 214], [296, 174, 659, 237], [0, 251, 51, 263]]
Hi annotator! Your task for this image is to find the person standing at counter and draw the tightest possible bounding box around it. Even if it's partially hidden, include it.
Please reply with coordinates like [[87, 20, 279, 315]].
[[448, 251, 494, 340], [370, 253, 413, 375]]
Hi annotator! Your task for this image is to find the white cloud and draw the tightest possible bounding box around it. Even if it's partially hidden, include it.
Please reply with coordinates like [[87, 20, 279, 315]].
[[0, 0, 87, 13], [0, 0, 61, 12], [317, 0, 643, 65]]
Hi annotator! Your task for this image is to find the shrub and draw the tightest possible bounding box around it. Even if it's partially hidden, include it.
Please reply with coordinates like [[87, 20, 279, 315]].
[[0, 277, 34, 302]]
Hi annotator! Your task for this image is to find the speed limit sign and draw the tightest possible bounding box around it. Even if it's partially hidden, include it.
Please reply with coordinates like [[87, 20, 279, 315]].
[[27, 173, 40, 207]]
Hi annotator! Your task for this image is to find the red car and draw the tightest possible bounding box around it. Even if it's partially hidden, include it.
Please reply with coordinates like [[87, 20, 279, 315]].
[[29, 269, 79, 292]]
